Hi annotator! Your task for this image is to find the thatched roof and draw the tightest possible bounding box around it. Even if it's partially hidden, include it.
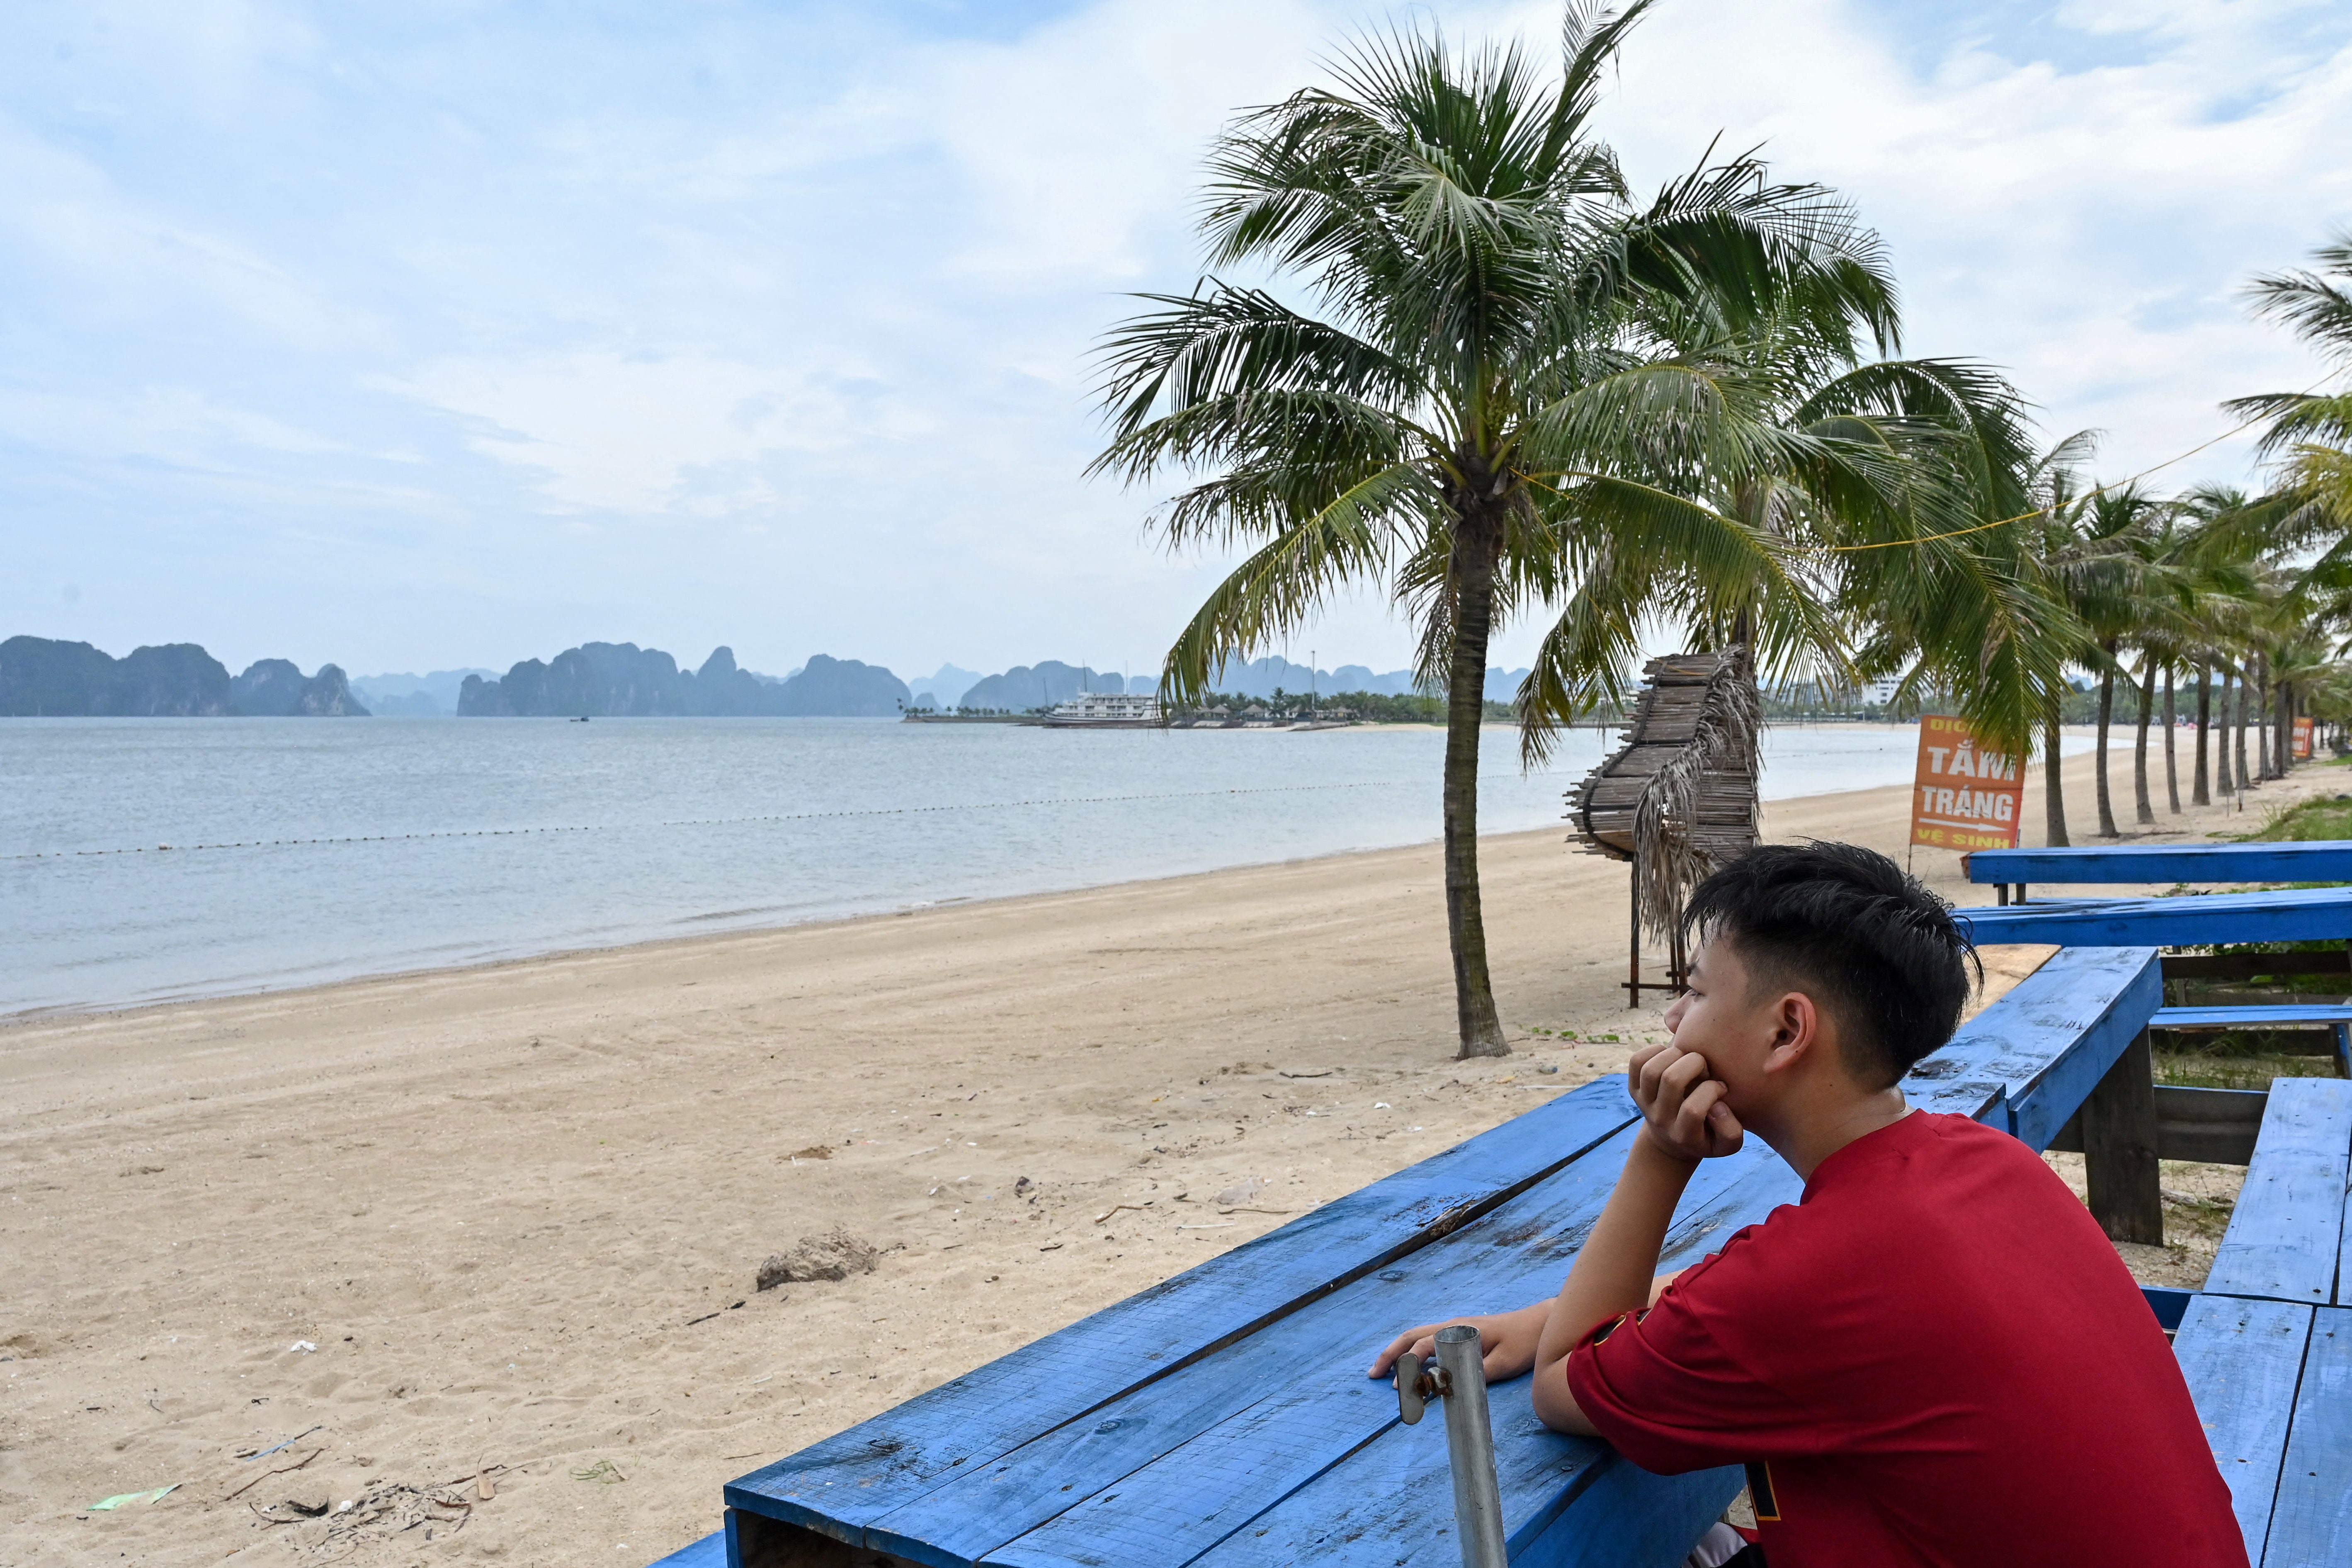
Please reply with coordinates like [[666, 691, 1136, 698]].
[[1568, 648, 1760, 939]]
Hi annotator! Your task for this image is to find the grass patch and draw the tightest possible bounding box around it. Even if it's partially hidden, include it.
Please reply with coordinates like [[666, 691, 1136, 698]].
[[2239, 791, 2352, 841]]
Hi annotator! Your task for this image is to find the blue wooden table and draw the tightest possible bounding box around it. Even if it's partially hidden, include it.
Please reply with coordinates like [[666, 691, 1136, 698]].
[[2168, 1079, 2352, 1566], [1955, 886, 2352, 950], [707, 948, 2162, 1568], [1963, 842, 2352, 888]]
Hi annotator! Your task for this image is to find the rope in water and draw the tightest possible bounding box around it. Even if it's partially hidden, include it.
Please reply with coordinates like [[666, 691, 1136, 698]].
[[1, 779, 1421, 862]]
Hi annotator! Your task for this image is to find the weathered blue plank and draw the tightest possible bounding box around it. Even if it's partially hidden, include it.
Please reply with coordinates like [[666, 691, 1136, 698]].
[[2156, 1005, 2352, 1029], [725, 1080, 1639, 1544], [642, 1531, 725, 1568], [1955, 886, 2352, 950], [1509, 1445, 1745, 1568], [2175, 1294, 2313, 1564], [1935, 947, 2161, 1151], [1150, 1155, 1803, 1568], [1964, 842, 2352, 886], [2207, 1079, 2352, 1306], [2263, 1306, 2352, 1568], [923, 1135, 1781, 1568]]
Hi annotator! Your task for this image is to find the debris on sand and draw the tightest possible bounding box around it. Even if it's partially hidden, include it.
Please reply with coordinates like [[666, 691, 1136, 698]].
[[757, 1228, 879, 1291]]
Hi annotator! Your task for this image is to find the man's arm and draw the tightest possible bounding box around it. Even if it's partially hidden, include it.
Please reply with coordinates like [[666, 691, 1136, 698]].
[[1369, 1043, 1738, 1413], [1527, 1133, 1701, 1432], [1529, 1043, 1742, 1434]]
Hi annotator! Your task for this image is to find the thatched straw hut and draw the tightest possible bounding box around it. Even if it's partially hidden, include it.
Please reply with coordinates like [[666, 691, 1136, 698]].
[[1568, 648, 1760, 999]]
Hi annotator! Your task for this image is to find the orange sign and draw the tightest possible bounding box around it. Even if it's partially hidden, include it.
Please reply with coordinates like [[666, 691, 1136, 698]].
[[2294, 716, 2315, 761], [1910, 716, 2024, 851]]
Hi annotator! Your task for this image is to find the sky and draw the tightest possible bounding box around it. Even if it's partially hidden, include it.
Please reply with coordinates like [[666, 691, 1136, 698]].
[[2, 0, 2349, 683]]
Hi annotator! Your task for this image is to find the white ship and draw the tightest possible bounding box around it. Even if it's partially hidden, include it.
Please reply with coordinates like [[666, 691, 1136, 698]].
[[1041, 691, 1165, 728]]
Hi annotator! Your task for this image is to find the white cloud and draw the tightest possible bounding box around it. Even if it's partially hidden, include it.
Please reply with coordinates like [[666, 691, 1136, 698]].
[[380, 352, 932, 515], [0, 384, 342, 466]]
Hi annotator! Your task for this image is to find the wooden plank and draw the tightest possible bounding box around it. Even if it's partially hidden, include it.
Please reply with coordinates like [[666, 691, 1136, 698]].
[[2081, 1028, 2164, 1245], [905, 1136, 1785, 1568], [2173, 1294, 2313, 1564], [1963, 842, 2352, 886], [2156, 1005, 2352, 1030], [2264, 1306, 2352, 1567], [643, 1531, 726, 1568], [1101, 1157, 1802, 1568], [724, 1081, 1639, 1544], [2050, 1085, 2270, 1165], [2163, 950, 2352, 982], [1964, 948, 2163, 1152], [2207, 1079, 2352, 1306], [1958, 887, 2352, 950]]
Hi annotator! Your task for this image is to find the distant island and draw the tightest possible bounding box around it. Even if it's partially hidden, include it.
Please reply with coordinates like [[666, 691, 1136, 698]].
[[0, 636, 367, 716], [3, 634, 1534, 720], [459, 643, 910, 717]]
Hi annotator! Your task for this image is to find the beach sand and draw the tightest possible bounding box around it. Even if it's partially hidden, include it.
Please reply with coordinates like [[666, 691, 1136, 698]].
[[1, 743, 2335, 1565]]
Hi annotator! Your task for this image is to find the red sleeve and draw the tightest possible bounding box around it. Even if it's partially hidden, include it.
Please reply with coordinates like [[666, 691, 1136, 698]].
[[1562, 1246, 1820, 1475]]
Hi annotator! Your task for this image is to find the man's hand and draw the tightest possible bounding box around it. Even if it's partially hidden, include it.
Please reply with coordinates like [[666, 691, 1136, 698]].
[[1629, 1041, 1744, 1161], [1368, 1304, 1545, 1384]]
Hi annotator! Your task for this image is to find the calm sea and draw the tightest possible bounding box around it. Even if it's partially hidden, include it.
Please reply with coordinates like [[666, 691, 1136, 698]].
[[0, 719, 2021, 1016]]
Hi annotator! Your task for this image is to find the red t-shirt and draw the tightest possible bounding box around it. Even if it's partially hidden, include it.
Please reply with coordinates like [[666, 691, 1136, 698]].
[[1563, 1112, 2245, 1567]]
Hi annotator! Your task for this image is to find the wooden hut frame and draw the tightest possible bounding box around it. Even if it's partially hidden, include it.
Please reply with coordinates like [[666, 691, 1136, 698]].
[[1568, 648, 1761, 1005]]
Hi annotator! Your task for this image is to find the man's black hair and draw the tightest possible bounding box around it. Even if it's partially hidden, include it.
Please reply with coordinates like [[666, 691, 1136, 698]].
[[1680, 840, 1979, 1088]]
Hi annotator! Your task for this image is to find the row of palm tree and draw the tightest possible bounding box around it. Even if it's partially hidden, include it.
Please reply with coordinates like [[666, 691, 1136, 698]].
[[1090, 2, 2352, 1057]]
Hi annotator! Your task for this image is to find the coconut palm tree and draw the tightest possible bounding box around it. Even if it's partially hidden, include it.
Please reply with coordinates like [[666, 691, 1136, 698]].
[[1506, 300, 2051, 923], [1092, 3, 1897, 1056], [2232, 232, 2352, 554]]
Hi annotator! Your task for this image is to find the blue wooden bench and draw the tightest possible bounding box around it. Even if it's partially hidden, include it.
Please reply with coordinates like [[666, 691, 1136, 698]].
[[2153, 1005, 2352, 1080], [665, 947, 2165, 1568], [2165, 1078, 2352, 1565], [1963, 842, 2352, 902], [1956, 886, 2352, 949]]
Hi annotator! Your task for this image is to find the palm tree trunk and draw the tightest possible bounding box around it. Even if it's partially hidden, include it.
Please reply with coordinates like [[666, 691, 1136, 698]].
[[2133, 657, 2155, 826], [2043, 697, 2070, 847], [2279, 679, 2296, 771], [2231, 668, 2250, 794], [2216, 670, 2235, 796], [2192, 664, 2211, 806], [1443, 531, 1507, 1059], [2163, 665, 2181, 814], [2094, 639, 2119, 838], [2256, 654, 2273, 781]]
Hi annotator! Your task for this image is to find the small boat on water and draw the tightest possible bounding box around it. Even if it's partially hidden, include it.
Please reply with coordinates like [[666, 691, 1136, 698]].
[[1039, 692, 1166, 729]]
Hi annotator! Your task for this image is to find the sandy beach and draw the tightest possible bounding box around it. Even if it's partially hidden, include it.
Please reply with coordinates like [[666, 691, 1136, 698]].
[[2, 744, 2335, 1566]]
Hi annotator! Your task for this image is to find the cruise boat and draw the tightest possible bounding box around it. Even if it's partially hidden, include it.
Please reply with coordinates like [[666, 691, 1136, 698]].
[[1040, 691, 1165, 728]]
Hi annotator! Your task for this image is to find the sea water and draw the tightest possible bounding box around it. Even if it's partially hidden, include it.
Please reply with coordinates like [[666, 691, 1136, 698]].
[[0, 719, 2041, 1015]]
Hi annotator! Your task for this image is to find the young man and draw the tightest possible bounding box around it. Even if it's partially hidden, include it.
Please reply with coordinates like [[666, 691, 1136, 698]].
[[1370, 841, 2244, 1567]]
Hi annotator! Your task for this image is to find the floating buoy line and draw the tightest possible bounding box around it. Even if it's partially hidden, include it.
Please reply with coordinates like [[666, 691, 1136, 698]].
[[3, 779, 1420, 862]]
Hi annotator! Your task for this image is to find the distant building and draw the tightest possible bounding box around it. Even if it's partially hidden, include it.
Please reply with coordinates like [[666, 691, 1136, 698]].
[[1041, 692, 1165, 728]]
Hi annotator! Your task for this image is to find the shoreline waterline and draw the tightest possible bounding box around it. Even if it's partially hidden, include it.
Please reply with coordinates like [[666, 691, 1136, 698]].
[[1, 720, 2098, 1019]]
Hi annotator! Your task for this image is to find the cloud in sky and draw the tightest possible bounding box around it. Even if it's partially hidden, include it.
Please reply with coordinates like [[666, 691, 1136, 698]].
[[0, 0, 2345, 679]]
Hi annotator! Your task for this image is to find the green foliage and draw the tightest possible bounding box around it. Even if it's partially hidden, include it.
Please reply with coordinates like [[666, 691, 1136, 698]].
[[2240, 792, 2352, 842]]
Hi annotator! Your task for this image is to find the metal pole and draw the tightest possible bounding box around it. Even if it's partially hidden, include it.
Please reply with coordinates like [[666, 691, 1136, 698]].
[[1433, 1325, 1508, 1568]]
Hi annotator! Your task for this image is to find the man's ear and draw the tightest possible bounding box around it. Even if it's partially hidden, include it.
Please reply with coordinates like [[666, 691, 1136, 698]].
[[1759, 991, 1818, 1075]]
